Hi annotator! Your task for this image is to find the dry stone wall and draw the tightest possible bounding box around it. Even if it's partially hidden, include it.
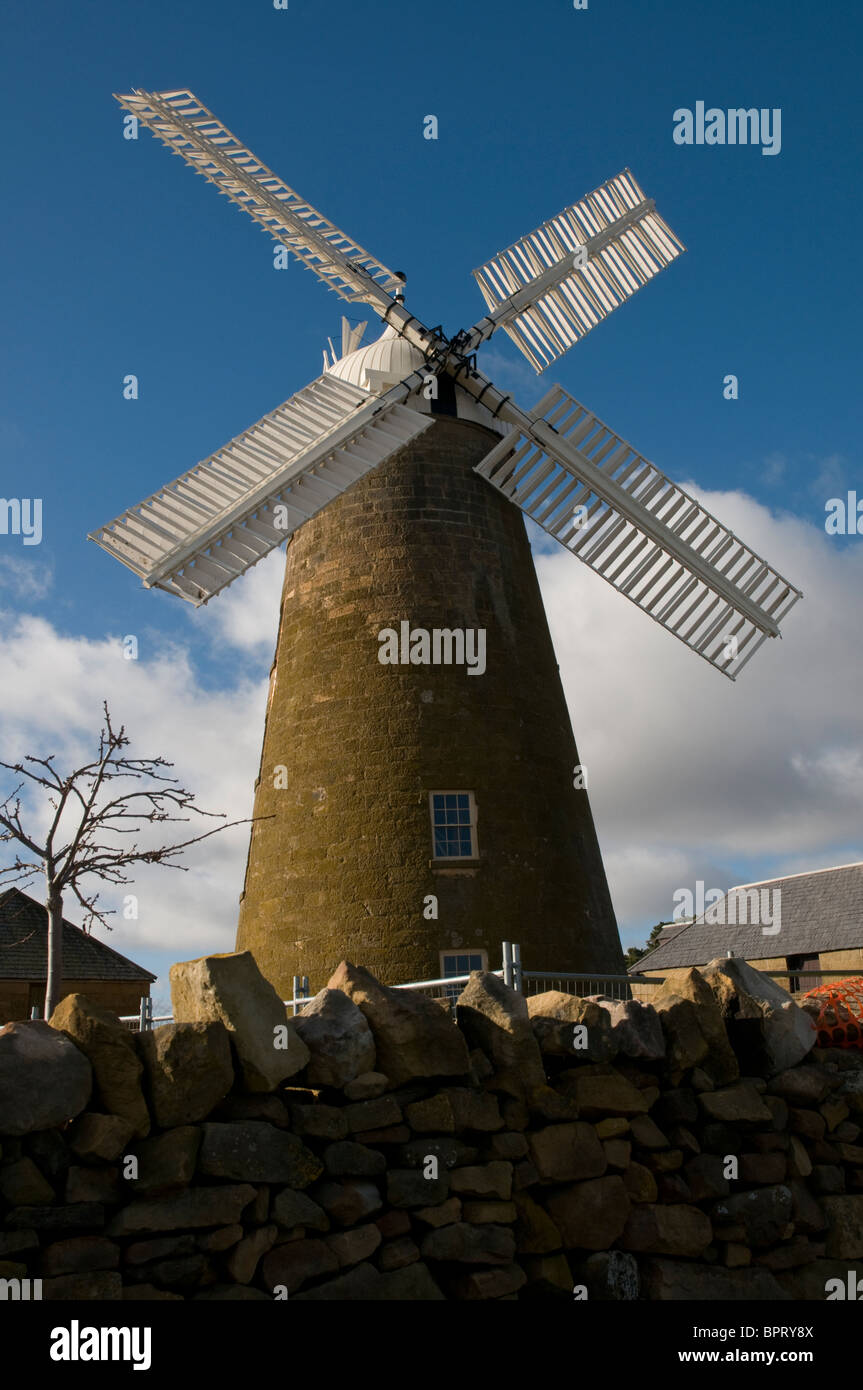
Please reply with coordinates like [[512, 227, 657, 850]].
[[1, 950, 862, 1302]]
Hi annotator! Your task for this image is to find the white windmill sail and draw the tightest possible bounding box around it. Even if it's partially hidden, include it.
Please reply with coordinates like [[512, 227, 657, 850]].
[[474, 385, 802, 679], [470, 170, 684, 372], [114, 90, 406, 311], [89, 373, 433, 606], [93, 87, 802, 681]]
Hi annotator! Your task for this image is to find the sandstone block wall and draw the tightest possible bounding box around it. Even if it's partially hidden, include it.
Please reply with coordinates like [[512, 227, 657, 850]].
[[1, 959, 862, 1302]]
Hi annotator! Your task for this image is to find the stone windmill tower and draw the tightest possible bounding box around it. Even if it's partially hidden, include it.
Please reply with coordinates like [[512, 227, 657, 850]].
[[91, 90, 802, 995]]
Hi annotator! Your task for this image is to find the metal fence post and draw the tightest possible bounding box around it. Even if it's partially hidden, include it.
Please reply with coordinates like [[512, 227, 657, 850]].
[[138, 996, 147, 1032], [513, 942, 523, 994], [502, 941, 513, 990]]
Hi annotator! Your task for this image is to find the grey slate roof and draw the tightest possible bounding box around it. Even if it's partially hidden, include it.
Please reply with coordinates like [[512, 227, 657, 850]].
[[631, 863, 863, 973], [0, 888, 155, 982]]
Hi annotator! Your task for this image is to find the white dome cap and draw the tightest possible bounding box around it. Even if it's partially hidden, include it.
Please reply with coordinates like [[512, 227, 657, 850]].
[[323, 321, 509, 438], [326, 324, 427, 394]]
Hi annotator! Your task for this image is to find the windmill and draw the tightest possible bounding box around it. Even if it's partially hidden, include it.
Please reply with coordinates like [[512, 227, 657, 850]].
[[90, 89, 802, 994]]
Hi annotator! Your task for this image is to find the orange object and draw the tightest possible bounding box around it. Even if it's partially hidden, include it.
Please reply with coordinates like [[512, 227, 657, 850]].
[[800, 977, 863, 1049]]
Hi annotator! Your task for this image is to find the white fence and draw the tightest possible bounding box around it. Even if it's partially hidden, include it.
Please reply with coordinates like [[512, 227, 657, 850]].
[[114, 944, 659, 1032], [16, 953, 853, 1033]]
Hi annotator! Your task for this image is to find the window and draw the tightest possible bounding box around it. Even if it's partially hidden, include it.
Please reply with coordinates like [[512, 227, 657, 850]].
[[441, 951, 488, 978], [786, 954, 821, 995], [441, 950, 488, 1002], [429, 791, 478, 859]]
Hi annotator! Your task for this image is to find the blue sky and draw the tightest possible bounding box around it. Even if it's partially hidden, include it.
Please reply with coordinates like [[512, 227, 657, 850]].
[[1, 0, 861, 999]]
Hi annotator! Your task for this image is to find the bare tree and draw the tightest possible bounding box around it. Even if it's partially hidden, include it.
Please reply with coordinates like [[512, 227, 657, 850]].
[[0, 703, 252, 1017]]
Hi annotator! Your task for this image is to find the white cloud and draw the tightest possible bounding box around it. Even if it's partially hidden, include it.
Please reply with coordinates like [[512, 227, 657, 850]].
[[193, 547, 283, 656], [0, 614, 267, 993], [0, 555, 53, 601]]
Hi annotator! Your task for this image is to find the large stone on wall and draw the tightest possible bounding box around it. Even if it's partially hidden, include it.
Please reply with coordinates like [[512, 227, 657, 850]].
[[271, 1188, 330, 1233], [512, 1193, 563, 1254], [139, 1022, 234, 1127], [0, 1157, 55, 1206], [767, 1065, 837, 1107], [420, 1222, 515, 1265], [456, 973, 546, 1097], [289, 1260, 445, 1302], [528, 1122, 606, 1183], [261, 1237, 339, 1294], [599, 999, 665, 1062], [573, 1250, 639, 1301], [198, 1122, 323, 1187], [41, 1236, 120, 1276], [448, 1263, 526, 1300], [43, 1272, 123, 1301], [325, 1222, 382, 1269], [653, 968, 739, 1085], [560, 1065, 650, 1117], [711, 1184, 793, 1247], [129, 1127, 202, 1197], [699, 957, 816, 1075], [642, 1259, 789, 1300], [521, 1252, 574, 1296], [443, 1088, 504, 1133], [820, 1195, 863, 1258], [289, 988, 376, 1089], [836, 1068, 863, 1117], [315, 1180, 383, 1227], [0, 1020, 91, 1136], [545, 1175, 631, 1250], [107, 1184, 257, 1236], [777, 1258, 863, 1301], [526, 992, 615, 1061], [621, 1202, 712, 1257], [448, 1163, 513, 1201], [49, 995, 149, 1138], [70, 1113, 134, 1163], [227, 1224, 278, 1284], [698, 1081, 772, 1125], [170, 951, 309, 1092], [326, 963, 469, 1086]]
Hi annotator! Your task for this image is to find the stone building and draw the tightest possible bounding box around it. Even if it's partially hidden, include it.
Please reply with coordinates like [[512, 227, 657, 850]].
[[631, 862, 863, 994], [236, 329, 624, 995], [0, 887, 154, 1022]]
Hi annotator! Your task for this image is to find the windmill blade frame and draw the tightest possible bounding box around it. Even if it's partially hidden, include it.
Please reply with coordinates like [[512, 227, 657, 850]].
[[463, 381, 802, 679], [88, 371, 434, 606], [115, 89, 408, 312], [468, 170, 685, 372]]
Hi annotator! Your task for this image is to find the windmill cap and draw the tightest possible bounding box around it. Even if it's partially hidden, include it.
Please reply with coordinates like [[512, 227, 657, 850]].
[[326, 323, 426, 392]]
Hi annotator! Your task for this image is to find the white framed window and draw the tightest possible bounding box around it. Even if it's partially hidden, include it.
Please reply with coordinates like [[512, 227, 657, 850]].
[[440, 950, 488, 977], [429, 791, 478, 860], [440, 950, 488, 1002]]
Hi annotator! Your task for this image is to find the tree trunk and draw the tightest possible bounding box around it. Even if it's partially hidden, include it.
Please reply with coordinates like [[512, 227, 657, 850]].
[[44, 875, 63, 1019]]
